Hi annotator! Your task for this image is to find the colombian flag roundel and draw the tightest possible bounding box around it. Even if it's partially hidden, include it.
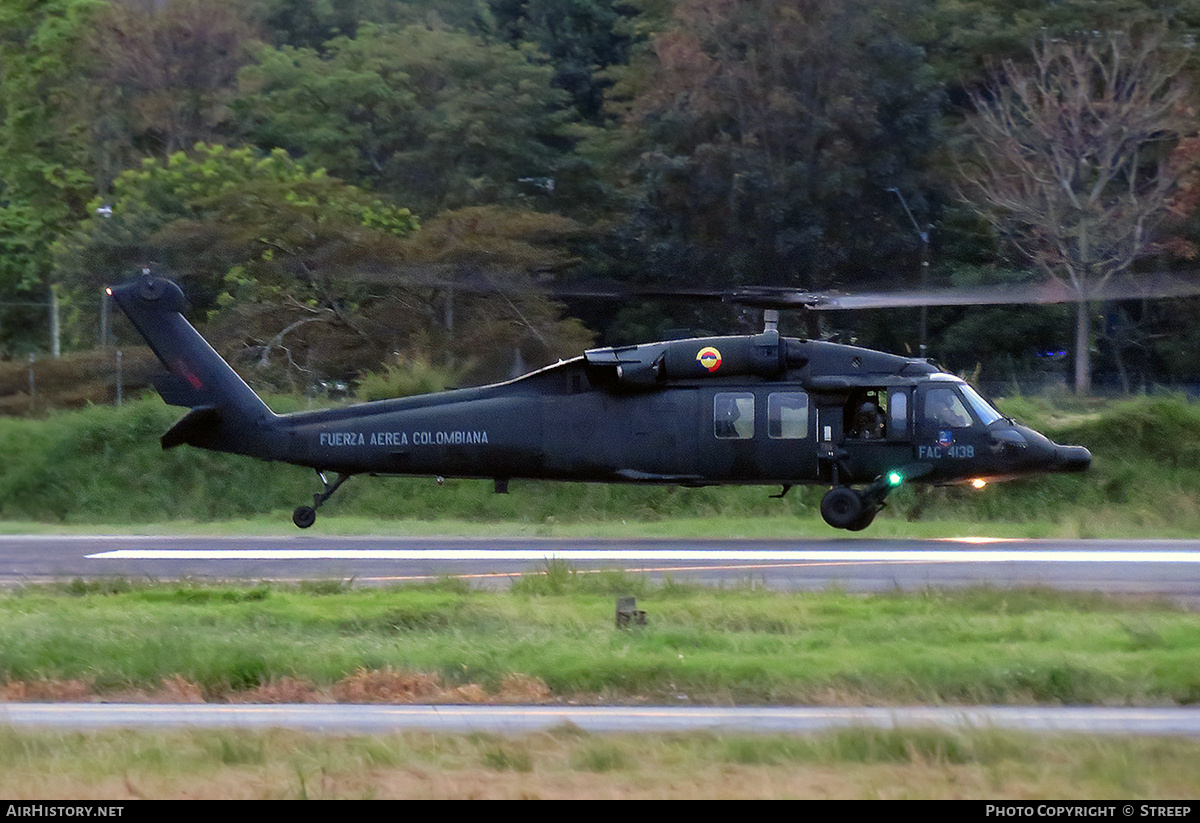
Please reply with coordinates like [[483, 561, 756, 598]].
[[696, 346, 722, 372]]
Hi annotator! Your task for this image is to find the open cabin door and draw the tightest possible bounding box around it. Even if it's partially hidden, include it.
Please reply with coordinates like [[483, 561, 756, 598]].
[[833, 386, 916, 483]]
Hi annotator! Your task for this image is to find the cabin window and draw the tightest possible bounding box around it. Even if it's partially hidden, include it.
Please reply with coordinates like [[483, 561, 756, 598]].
[[768, 392, 809, 439], [924, 387, 973, 428], [714, 392, 754, 439], [889, 389, 908, 435]]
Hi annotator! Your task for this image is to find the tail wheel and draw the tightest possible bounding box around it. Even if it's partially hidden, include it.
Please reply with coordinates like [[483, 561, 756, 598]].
[[292, 506, 317, 529], [820, 486, 864, 529], [290, 470, 352, 529]]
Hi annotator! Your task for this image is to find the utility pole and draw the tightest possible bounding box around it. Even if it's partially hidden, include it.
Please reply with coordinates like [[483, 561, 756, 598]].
[[49, 284, 60, 358], [887, 187, 931, 358], [100, 288, 112, 347]]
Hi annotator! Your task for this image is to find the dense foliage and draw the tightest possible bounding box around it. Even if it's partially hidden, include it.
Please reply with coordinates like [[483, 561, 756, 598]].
[[5, 0, 1200, 398]]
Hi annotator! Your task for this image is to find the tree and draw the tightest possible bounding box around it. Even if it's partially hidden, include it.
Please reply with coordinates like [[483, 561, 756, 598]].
[[0, 0, 102, 356], [607, 0, 944, 297], [234, 23, 572, 215], [57, 143, 420, 379], [923, 0, 1200, 90], [59, 144, 593, 388], [81, 0, 260, 170], [385, 205, 595, 383], [487, 0, 635, 123], [960, 33, 1194, 394]]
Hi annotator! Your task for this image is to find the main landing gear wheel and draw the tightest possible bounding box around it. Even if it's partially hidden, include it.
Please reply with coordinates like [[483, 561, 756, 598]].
[[845, 506, 878, 532], [292, 470, 351, 529], [821, 481, 892, 531], [820, 486, 864, 529]]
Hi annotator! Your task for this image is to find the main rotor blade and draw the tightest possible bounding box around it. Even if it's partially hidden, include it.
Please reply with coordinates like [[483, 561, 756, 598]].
[[546, 284, 827, 307], [350, 269, 1200, 310], [807, 283, 1072, 310], [799, 273, 1200, 311]]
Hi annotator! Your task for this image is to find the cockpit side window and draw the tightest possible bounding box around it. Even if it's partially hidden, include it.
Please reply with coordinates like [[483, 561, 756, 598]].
[[924, 387, 973, 428]]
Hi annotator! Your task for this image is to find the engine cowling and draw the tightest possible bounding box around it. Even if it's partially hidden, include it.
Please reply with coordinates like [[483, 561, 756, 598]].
[[585, 332, 791, 387]]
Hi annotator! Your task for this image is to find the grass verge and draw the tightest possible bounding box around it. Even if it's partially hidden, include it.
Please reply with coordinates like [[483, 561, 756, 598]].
[[0, 725, 1198, 799], [2, 577, 1199, 706]]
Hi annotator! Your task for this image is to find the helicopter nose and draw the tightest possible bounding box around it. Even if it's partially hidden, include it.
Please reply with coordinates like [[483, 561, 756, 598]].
[[1053, 444, 1092, 473]]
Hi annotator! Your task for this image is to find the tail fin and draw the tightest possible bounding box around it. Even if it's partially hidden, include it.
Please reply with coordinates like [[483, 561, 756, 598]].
[[109, 276, 277, 454]]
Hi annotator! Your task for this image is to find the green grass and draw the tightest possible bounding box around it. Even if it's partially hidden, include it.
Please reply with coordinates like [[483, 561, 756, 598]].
[[2, 725, 1199, 798], [3, 580, 1200, 798], [2, 579, 1199, 706]]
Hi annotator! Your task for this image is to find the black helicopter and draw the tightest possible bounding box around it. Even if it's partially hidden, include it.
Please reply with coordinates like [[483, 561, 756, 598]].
[[109, 275, 1093, 531]]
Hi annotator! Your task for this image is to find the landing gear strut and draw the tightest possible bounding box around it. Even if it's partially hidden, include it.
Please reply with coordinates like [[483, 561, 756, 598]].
[[293, 470, 351, 529]]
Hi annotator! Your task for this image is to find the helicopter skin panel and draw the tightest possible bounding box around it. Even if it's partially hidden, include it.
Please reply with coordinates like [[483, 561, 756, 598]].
[[280, 394, 545, 479], [542, 388, 699, 481]]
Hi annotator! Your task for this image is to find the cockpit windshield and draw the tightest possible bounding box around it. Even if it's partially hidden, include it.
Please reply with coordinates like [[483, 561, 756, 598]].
[[959, 384, 1004, 426]]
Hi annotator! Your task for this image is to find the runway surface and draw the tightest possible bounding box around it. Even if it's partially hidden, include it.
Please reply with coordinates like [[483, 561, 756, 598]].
[[4, 534, 1200, 602]]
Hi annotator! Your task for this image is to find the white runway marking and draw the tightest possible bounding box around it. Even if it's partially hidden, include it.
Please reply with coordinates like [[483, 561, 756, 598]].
[[7, 703, 1200, 736], [87, 547, 1200, 562]]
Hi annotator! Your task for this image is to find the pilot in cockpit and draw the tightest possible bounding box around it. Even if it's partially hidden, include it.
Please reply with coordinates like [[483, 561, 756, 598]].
[[927, 388, 971, 428]]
